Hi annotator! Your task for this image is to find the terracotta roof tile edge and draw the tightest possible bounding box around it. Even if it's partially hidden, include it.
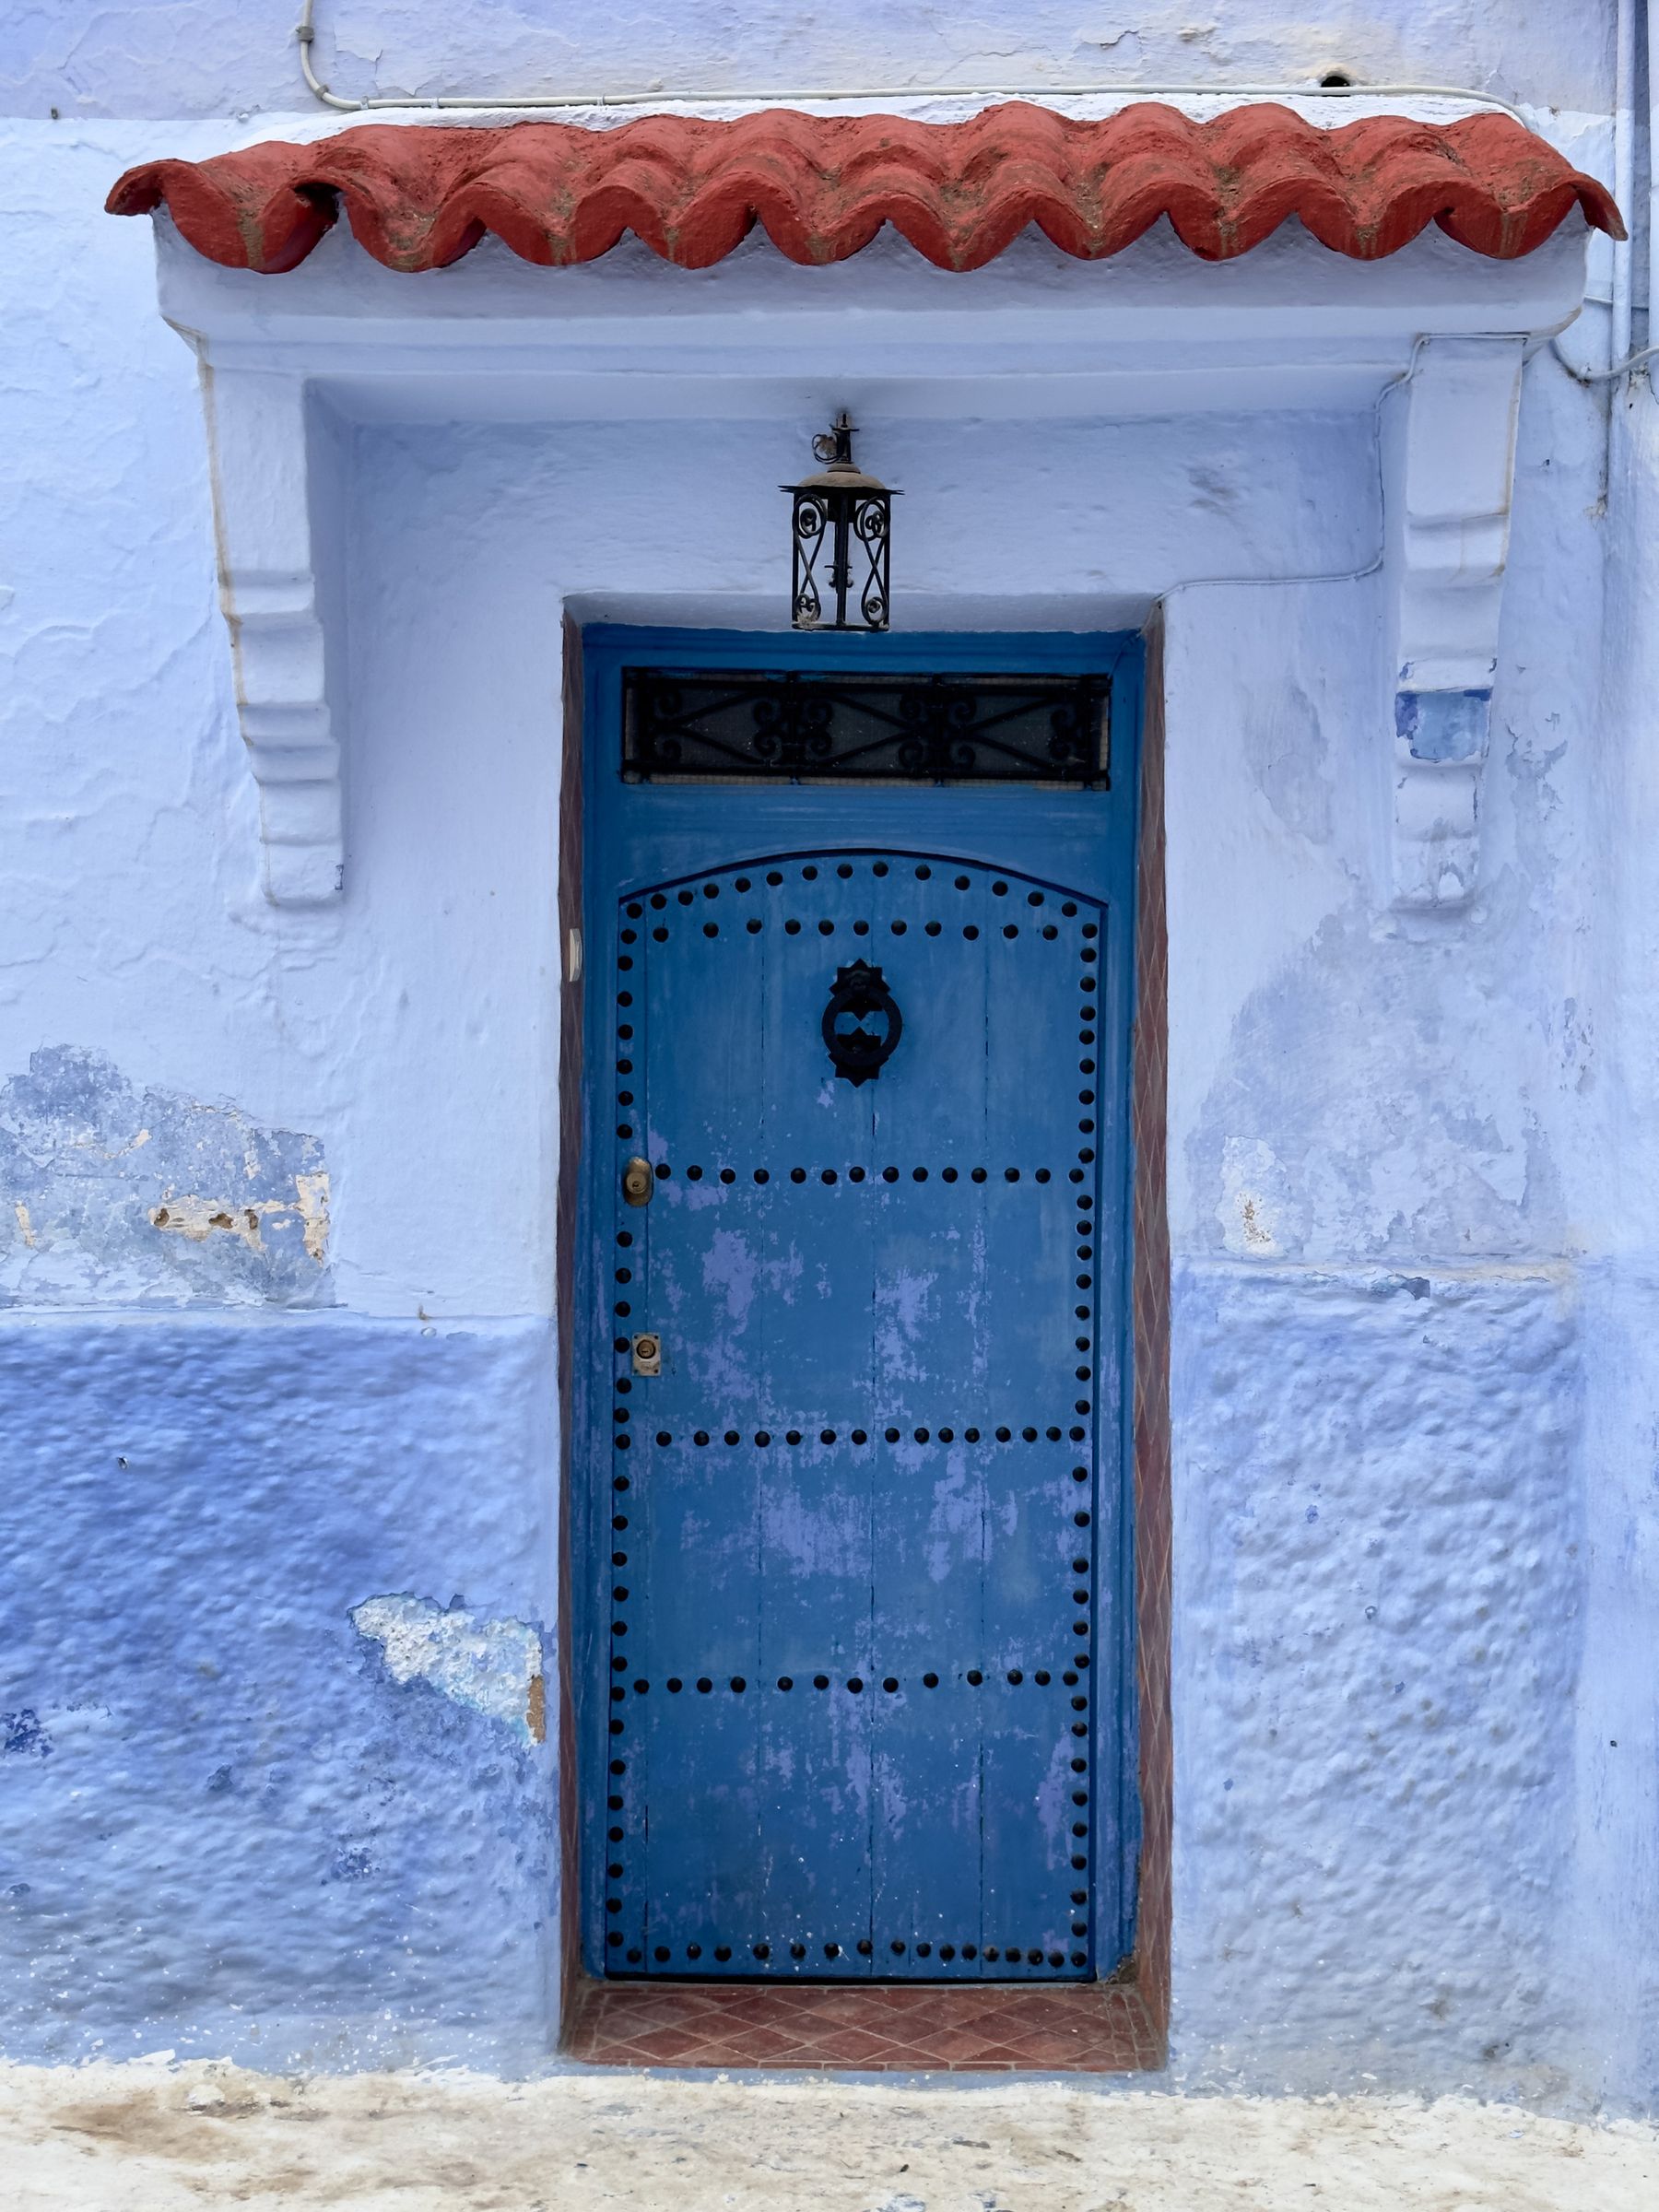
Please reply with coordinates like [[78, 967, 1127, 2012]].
[[107, 104, 1624, 276]]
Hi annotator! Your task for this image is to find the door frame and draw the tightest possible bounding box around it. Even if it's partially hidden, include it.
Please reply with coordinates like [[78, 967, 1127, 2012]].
[[567, 621, 1146, 1993]]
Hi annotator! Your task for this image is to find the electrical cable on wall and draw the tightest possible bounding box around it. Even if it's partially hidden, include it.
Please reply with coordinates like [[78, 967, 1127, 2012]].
[[292, 2, 1530, 121]]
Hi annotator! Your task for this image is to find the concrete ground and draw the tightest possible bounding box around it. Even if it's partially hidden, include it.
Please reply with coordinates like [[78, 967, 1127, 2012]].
[[3, 2063, 1656, 2211]]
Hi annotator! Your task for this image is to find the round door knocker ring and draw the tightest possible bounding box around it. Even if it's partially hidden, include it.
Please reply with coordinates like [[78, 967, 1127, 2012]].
[[821, 959, 902, 1087]]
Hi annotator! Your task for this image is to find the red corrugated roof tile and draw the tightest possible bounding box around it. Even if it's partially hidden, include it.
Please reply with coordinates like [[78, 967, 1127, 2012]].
[[107, 103, 1622, 276]]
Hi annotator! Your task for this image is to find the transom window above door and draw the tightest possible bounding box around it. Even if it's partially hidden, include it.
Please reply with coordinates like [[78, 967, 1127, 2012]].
[[620, 668, 1113, 787]]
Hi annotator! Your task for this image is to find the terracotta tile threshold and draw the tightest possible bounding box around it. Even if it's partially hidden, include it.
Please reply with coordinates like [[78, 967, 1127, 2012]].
[[563, 1975, 1163, 2073]]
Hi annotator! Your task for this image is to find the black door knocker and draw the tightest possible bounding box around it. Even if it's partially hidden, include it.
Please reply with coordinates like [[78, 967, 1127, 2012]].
[[821, 959, 903, 1087]]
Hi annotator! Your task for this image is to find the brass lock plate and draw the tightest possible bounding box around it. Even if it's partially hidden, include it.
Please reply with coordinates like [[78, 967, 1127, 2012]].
[[631, 1333, 662, 1378], [622, 1155, 653, 1207]]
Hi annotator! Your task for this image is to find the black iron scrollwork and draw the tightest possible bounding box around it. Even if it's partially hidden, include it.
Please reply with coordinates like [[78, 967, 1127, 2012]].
[[821, 960, 903, 1087], [622, 668, 1112, 786]]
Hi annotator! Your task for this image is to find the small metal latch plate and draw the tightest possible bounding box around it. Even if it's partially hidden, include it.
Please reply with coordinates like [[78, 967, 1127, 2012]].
[[622, 1156, 653, 1207], [631, 1333, 662, 1377]]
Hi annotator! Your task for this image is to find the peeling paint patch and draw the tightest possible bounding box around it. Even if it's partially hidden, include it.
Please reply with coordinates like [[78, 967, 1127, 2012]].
[[149, 1175, 332, 1260], [0, 1046, 331, 1308], [1243, 680, 1334, 844], [293, 1171, 331, 1263], [1218, 1138, 1303, 1258], [1189, 895, 1563, 1265], [350, 1594, 544, 1744]]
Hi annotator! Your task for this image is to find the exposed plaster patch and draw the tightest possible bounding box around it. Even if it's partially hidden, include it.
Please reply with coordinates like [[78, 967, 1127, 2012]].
[[350, 1594, 544, 1745], [294, 1172, 331, 1264], [149, 1172, 332, 1260], [0, 1046, 331, 1308], [1218, 1138, 1303, 1258]]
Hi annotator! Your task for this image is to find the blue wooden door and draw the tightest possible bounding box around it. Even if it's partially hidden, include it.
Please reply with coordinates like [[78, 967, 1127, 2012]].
[[582, 632, 1139, 1984]]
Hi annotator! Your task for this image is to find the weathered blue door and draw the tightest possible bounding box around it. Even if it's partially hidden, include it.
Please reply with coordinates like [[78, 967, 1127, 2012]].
[[581, 633, 1140, 1984]]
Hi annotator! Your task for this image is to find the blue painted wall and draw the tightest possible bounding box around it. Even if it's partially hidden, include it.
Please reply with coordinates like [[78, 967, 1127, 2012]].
[[1, 1316, 558, 2070]]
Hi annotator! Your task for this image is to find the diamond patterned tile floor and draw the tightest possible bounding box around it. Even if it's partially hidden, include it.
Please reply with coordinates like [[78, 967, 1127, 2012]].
[[563, 1977, 1162, 2072]]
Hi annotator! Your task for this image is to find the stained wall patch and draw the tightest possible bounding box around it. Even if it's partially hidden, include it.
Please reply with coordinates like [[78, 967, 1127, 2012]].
[[0, 1046, 331, 1307], [351, 1594, 545, 1745]]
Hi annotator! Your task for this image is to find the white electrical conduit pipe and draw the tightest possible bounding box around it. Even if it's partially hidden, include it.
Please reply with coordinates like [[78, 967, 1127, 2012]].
[[293, 2, 1531, 121], [1557, 338, 1659, 382], [1555, 0, 1653, 387], [1612, 0, 1637, 367]]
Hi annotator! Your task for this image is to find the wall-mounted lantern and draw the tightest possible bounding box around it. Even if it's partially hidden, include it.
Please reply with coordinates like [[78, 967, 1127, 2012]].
[[785, 413, 897, 632]]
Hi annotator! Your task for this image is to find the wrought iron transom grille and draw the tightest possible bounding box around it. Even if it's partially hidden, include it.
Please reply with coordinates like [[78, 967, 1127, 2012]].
[[621, 669, 1112, 787]]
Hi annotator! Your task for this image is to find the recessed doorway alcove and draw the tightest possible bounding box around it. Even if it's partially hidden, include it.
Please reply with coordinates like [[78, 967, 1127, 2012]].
[[558, 621, 1162, 2071]]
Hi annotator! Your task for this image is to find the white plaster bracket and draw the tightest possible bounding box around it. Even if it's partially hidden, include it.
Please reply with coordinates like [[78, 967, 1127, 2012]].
[[1385, 334, 1526, 911], [202, 366, 343, 906]]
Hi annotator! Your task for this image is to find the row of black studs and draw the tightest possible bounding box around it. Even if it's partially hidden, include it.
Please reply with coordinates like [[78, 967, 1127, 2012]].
[[625, 869, 1086, 901], [1067, 957, 1098, 1889], [607, 948, 644, 1921], [606, 1669, 1090, 1693], [620, 904, 1100, 945], [609, 1937, 1089, 1967], [1067, 918, 1100, 1897], [614, 1427, 1094, 1447], [625, 919, 1076, 942], [618, 1163, 1094, 1182], [1061, 930, 1100, 1907], [615, 1940, 1088, 1967], [604, 1627, 1091, 1714]]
